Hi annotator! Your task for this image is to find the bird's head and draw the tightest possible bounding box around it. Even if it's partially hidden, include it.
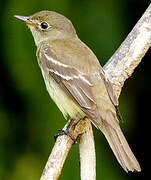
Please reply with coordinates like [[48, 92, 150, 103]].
[[14, 10, 77, 46]]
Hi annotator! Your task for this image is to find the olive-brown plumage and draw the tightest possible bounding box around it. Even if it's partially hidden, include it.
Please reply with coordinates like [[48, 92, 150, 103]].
[[15, 11, 141, 172]]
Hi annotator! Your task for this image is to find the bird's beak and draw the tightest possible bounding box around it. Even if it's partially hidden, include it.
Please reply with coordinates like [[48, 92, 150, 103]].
[[14, 15, 35, 26]]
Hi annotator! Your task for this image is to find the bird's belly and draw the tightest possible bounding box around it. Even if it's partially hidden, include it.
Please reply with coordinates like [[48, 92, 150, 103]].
[[41, 69, 85, 120]]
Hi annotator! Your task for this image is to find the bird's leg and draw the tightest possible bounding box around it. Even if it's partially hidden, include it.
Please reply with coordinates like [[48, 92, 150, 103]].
[[54, 119, 76, 142]]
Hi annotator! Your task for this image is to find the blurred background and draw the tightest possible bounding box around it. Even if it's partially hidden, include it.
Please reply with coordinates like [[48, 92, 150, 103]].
[[0, 0, 150, 179]]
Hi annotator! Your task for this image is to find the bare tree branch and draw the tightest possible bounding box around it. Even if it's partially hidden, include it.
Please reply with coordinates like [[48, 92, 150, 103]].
[[104, 3, 151, 97], [40, 119, 87, 180], [79, 120, 96, 180], [40, 4, 151, 180]]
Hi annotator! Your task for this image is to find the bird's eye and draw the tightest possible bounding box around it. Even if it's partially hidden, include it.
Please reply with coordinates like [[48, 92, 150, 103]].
[[40, 22, 49, 29]]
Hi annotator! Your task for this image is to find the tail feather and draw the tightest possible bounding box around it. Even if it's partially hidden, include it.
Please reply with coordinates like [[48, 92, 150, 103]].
[[98, 112, 141, 172]]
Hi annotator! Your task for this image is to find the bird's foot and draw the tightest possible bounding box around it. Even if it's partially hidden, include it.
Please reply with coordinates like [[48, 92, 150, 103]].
[[54, 119, 76, 142], [54, 129, 76, 141]]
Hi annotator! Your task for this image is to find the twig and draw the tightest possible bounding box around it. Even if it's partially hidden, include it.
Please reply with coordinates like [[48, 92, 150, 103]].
[[40, 3, 151, 180], [40, 119, 87, 180], [104, 3, 151, 97], [79, 120, 96, 180]]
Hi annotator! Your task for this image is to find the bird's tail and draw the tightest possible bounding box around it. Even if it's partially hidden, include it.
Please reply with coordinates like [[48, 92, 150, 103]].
[[98, 111, 141, 172]]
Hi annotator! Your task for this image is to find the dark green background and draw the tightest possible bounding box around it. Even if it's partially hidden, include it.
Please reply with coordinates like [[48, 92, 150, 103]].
[[0, 0, 150, 179]]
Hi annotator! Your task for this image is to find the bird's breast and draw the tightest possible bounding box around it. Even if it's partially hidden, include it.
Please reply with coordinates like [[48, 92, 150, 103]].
[[40, 68, 85, 121]]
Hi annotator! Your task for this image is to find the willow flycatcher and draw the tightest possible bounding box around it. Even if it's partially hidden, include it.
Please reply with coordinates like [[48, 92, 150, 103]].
[[14, 11, 141, 172]]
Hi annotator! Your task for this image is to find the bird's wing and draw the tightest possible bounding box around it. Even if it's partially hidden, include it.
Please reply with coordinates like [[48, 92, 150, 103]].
[[38, 41, 100, 121], [47, 38, 119, 108], [98, 70, 122, 121]]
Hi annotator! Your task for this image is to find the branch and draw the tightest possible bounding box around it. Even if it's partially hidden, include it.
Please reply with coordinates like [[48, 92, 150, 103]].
[[104, 3, 151, 97], [79, 120, 96, 180], [40, 4, 151, 180], [40, 119, 87, 180]]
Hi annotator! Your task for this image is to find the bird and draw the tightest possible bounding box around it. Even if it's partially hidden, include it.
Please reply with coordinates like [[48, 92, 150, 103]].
[[14, 10, 141, 172]]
